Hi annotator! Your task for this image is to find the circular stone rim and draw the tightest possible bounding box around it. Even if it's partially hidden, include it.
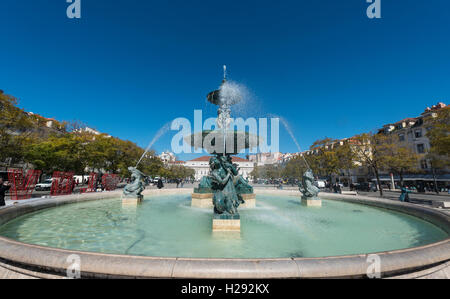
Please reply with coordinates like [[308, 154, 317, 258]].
[[0, 189, 448, 279]]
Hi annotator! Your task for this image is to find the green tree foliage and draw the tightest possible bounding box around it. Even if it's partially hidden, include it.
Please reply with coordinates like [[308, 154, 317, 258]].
[[281, 155, 308, 181], [0, 90, 36, 165], [24, 134, 88, 174], [379, 134, 419, 186], [351, 133, 388, 196], [164, 165, 195, 180], [308, 138, 340, 186], [250, 164, 282, 182], [426, 106, 450, 168]]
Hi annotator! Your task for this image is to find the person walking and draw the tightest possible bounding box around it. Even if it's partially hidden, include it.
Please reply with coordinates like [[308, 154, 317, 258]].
[[0, 178, 11, 207], [399, 186, 412, 203], [157, 178, 164, 190]]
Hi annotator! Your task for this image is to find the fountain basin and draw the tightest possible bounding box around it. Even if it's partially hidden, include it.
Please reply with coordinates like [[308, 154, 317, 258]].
[[0, 189, 448, 278]]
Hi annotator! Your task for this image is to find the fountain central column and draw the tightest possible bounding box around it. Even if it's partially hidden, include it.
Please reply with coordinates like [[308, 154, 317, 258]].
[[189, 68, 257, 232]]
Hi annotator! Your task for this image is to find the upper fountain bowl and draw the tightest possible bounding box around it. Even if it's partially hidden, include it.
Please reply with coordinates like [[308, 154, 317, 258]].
[[185, 130, 261, 155], [207, 79, 242, 106]]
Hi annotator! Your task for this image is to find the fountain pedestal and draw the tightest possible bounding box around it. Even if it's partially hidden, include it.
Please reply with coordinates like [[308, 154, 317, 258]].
[[240, 193, 256, 208], [301, 197, 322, 207], [191, 193, 256, 209], [191, 193, 213, 208], [122, 195, 143, 206], [213, 214, 241, 232]]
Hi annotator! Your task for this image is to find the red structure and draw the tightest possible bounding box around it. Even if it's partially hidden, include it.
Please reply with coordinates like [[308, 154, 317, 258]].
[[80, 173, 98, 193], [50, 172, 75, 196], [102, 174, 120, 191], [7, 169, 42, 201]]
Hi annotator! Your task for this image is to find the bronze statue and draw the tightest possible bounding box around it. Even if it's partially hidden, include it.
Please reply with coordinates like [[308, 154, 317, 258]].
[[123, 167, 147, 197], [298, 169, 320, 201]]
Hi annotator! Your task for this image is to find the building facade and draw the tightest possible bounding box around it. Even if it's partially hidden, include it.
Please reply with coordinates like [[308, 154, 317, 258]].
[[159, 151, 177, 164], [185, 156, 254, 181], [379, 102, 447, 171]]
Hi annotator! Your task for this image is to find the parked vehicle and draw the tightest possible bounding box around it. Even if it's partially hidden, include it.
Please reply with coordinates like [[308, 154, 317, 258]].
[[35, 179, 53, 191], [316, 180, 326, 188]]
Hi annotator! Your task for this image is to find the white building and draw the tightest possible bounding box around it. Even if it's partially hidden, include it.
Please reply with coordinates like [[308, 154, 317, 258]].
[[185, 156, 254, 181], [159, 151, 176, 164], [248, 152, 284, 166], [379, 102, 447, 171]]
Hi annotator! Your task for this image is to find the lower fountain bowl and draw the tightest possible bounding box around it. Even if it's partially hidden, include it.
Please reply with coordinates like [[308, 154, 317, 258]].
[[0, 189, 448, 279]]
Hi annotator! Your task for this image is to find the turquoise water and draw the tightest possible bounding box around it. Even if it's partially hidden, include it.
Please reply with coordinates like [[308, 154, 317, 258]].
[[0, 194, 447, 258]]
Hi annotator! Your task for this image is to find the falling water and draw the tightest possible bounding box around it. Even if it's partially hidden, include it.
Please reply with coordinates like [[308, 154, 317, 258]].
[[136, 123, 171, 167], [218, 79, 245, 155], [271, 115, 311, 169]]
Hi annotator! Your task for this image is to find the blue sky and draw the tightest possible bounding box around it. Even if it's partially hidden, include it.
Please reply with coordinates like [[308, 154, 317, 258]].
[[1, 0, 449, 161]]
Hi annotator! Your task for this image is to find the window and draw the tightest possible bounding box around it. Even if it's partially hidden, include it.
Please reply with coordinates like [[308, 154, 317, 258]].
[[415, 130, 422, 138], [398, 134, 405, 142], [417, 144, 425, 154], [420, 160, 428, 170]]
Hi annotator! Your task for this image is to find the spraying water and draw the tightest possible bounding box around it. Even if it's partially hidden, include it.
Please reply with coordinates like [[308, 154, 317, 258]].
[[271, 115, 311, 169], [217, 67, 246, 155], [136, 123, 171, 167]]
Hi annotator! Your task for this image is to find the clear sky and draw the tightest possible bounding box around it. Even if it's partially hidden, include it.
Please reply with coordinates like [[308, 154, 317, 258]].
[[1, 0, 449, 161]]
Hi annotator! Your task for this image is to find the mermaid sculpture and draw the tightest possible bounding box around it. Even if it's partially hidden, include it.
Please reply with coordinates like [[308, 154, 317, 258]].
[[221, 155, 253, 199], [298, 169, 320, 201], [210, 155, 240, 215], [123, 167, 147, 198]]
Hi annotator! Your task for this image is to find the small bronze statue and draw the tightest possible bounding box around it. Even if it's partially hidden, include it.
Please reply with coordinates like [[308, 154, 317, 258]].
[[298, 169, 320, 201], [123, 167, 147, 197]]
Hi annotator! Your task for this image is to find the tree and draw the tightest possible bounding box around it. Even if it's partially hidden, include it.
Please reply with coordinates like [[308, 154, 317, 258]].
[[423, 106, 450, 194], [379, 134, 419, 187], [309, 138, 340, 189], [24, 134, 88, 175], [0, 90, 36, 166], [250, 164, 282, 183], [351, 133, 389, 197], [249, 164, 259, 183], [335, 142, 356, 186], [282, 155, 308, 182], [138, 154, 165, 178], [426, 106, 450, 168]]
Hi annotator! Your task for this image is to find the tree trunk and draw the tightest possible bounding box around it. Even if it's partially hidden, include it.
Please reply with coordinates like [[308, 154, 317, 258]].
[[431, 163, 439, 195], [374, 167, 383, 197], [399, 171, 404, 188]]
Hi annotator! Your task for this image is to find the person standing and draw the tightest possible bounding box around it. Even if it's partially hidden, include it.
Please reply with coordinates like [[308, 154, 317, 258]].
[[0, 178, 11, 207], [157, 178, 164, 190]]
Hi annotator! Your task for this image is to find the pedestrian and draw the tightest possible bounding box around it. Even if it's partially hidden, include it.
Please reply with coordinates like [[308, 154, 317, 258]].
[[399, 186, 411, 203], [157, 178, 164, 190], [0, 178, 11, 207]]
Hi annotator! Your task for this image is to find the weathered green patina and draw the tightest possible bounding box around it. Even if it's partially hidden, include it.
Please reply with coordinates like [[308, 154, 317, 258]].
[[298, 169, 320, 201], [123, 167, 147, 197]]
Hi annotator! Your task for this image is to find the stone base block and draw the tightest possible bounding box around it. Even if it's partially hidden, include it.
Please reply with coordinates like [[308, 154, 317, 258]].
[[213, 214, 241, 232], [122, 195, 143, 206], [301, 198, 322, 207], [240, 193, 256, 209], [191, 193, 213, 209], [192, 193, 257, 209]]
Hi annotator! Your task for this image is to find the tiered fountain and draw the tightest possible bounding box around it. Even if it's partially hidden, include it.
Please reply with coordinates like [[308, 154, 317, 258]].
[[189, 67, 257, 232]]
